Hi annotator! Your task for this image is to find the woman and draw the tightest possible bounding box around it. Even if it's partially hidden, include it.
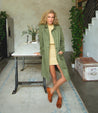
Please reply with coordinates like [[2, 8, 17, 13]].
[[36, 9, 70, 108]]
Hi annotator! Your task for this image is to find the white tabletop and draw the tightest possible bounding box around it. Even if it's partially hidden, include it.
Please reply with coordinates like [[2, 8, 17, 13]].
[[12, 42, 41, 57]]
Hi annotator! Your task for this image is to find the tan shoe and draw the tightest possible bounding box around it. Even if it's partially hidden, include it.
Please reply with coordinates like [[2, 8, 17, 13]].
[[56, 97, 62, 108], [47, 87, 53, 103]]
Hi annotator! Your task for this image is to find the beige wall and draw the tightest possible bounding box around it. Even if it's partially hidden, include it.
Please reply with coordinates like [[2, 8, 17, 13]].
[[0, 0, 74, 51]]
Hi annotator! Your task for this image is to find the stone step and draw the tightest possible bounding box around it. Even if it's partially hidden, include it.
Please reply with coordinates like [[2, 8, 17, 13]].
[[96, 10, 98, 18], [92, 17, 97, 25], [84, 10, 98, 35], [85, 29, 89, 36], [88, 23, 93, 30]]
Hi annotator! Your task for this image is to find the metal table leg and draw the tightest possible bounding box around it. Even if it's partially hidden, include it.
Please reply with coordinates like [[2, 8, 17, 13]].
[[43, 77, 47, 93], [21, 57, 25, 71], [12, 57, 18, 94]]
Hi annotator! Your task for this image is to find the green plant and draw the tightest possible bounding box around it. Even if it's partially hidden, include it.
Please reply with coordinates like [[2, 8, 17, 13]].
[[0, 11, 8, 41], [70, 53, 76, 64], [22, 25, 39, 41], [72, 0, 75, 2], [69, 6, 86, 62]]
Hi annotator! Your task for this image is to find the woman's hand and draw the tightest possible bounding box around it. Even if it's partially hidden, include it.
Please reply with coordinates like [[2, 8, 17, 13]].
[[34, 52, 40, 55], [58, 51, 63, 55]]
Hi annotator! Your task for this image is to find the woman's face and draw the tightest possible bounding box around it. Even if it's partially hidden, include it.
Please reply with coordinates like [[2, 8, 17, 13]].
[[46, 13, 55, 25]]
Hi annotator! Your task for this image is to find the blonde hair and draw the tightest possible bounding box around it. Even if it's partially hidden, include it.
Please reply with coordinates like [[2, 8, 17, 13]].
[[39, 9, 59, 25]]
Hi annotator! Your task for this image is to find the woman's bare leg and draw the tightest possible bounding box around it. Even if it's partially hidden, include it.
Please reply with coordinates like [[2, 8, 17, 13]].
[[50, 65, 66, 94], [49, 65, 62, 97]]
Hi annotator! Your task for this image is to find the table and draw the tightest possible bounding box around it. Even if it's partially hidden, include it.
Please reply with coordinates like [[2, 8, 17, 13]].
[[12, 42, 47, 94]]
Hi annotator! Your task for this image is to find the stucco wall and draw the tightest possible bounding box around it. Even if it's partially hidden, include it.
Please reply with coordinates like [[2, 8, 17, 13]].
[[0, 0, 74, 51]]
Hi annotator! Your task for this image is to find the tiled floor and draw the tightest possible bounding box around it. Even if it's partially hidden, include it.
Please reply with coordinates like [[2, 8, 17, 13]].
[[0, 52, 98, 113]]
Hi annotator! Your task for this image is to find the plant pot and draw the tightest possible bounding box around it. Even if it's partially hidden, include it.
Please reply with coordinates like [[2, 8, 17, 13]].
[[71, 63, 75, 68], [32, 35, 36, 42]]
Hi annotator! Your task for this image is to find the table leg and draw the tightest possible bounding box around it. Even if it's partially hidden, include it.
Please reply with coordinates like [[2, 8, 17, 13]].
[[12, 57, 18, 94], [43, 77, 47, 93], [21, 57, 25, 71]]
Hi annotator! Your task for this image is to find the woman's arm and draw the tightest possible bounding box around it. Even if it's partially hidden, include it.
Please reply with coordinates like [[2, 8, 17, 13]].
[[39, 25, 44, 55], [59, 26, 65, 53]]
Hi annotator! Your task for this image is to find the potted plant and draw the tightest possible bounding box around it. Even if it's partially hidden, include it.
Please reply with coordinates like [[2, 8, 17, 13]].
[[0, 11, 8, 42], [22, 25, 39, 42], [70, 53, 76, 68], [69, 6, 86, 67], [0, 11, 8, 58]]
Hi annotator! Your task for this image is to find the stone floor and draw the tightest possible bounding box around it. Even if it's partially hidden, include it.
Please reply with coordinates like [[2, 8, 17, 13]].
[[64, 52, 98, 113], [0, 52, 98, 113]]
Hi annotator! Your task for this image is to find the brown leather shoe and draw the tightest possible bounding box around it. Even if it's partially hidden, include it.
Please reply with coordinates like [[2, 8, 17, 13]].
[[47, 87, 53, 103], [56, 97, 62, 108]]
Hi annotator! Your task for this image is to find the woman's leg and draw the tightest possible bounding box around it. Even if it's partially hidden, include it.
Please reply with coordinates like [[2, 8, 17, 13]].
[[49, 65, 62, 97], [50, 65, 67, 94]]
